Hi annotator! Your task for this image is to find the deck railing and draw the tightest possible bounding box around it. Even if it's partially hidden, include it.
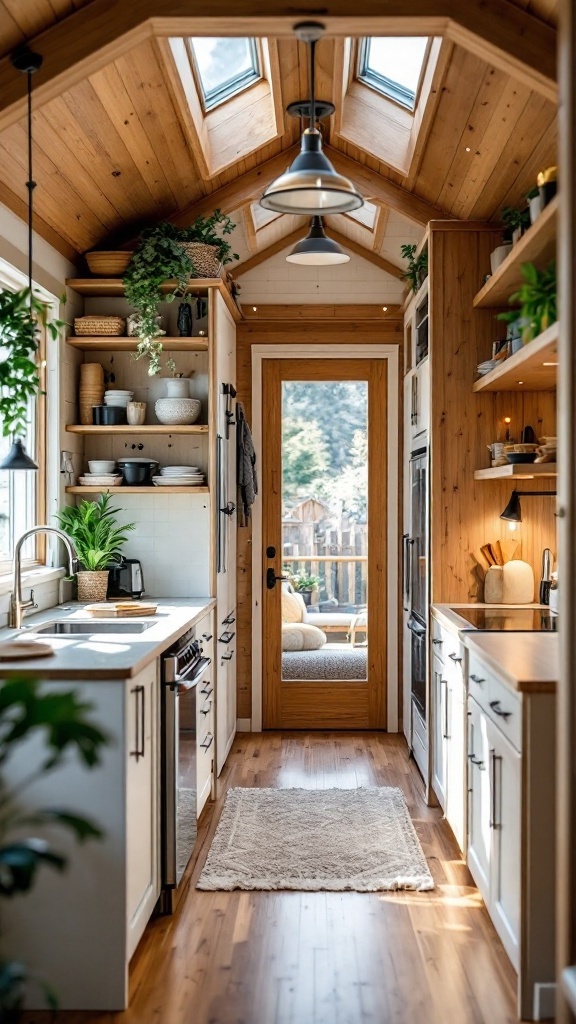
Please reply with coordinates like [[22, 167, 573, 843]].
[[282, 554, 367, 608]]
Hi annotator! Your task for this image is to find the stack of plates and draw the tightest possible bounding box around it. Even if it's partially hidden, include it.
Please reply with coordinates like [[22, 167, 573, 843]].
[[104, 390, 133, 408], [154, 465, 205, 487], [78, 474, 123, 487]]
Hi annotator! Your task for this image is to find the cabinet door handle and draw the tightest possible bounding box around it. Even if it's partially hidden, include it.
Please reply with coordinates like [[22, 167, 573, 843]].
[[200, 701, 212, 716], [440, 678, 449, 740], [201, 633, 213, 641], [130, 685, 145, 761], [489, 700, 511, 720], [218, 631, 235, 644], [470, 674, 485, 684], [200, 685, 213, 698], [200, 733, 214, 751], [468, 754, 485, 768], [432, 638, 443, 646], [222, 651, 234, 662], [222, 615, 236, 626], [489, 749, 502, 829], [448, 652, 462, 663]]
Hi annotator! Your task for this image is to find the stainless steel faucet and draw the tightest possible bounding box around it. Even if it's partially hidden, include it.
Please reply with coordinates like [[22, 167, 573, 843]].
[[10, 526, 78, 629]]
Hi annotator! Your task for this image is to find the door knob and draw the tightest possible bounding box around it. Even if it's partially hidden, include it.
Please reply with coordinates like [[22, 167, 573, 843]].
[[266, 567, 289, 590]]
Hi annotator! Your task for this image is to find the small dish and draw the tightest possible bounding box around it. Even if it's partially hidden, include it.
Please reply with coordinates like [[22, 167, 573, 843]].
[[505, 452, 537, 464], [88, 460, 116, 474]]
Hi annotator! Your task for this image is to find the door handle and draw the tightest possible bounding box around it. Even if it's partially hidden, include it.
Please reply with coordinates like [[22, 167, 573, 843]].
[[266, 567, 289, 590], [220, 501, 236, 516], [489, 749, 502, 829], [448, 652, 462, 663]]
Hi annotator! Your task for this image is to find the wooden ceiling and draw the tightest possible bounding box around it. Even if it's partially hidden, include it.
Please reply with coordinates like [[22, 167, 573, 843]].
[[0, 0, 558, 275]]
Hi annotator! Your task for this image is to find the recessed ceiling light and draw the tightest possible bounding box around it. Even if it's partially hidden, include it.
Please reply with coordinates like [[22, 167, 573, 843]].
[[543, 361, 559, 366], [518, 380, 524, 384], [252, 306, 258, 312], [465, 147, 471, 152], [382, 306, 388, 312]]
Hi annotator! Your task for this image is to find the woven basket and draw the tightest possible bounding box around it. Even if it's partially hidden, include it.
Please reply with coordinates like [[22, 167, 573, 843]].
[[77, 570, 110, 603], [177, 242, 221, 279], [74, 316, 125, 337], [86, 251, 133, 276]]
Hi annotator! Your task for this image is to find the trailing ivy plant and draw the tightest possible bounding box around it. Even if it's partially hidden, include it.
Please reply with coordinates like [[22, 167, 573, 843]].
[[400, 244, 428, 293], [0, 287, 63, 440], [496, 260, 557, 344], [0, 676, 107, 1014], [123, 212, 239, 376]]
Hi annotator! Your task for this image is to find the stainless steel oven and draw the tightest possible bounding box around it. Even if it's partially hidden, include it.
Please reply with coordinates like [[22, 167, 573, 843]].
[[159, 629, 211, 914], [407, 446, 429, 720]]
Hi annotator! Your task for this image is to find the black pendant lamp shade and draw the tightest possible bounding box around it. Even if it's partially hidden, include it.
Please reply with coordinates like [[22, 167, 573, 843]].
[[286, 216, 350, 265], [4, 48, 43, 472], [260, 23, 363, 216], [500, 490, 522, 523]]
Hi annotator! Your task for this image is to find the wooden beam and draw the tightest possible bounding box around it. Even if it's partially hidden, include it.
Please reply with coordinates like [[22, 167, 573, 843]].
[[373, 206, 390, 252], [326, 227, 403, 278], [326, 147, 450, 225], [0, 2, 555, 136], [241, 303, 402, 320], [236, 227, 304, 275]]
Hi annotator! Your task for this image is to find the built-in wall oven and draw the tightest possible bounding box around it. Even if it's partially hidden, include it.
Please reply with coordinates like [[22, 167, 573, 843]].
[[406, 446, 429, 720], [159, 628, 211, 914]]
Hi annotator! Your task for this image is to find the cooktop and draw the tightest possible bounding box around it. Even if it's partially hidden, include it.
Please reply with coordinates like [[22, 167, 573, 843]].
[[453, 607, 558, 631]]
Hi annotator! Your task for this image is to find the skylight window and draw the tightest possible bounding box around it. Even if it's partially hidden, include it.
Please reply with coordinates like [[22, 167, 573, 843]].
[[358, 37, 429, 110], [345, 201, 378, 231], [188, 37, 261, 110], [251, 203, 282, 231]]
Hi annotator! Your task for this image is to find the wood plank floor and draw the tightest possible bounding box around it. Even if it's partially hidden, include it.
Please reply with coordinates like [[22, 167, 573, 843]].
[[24, 732, 518, 1024]]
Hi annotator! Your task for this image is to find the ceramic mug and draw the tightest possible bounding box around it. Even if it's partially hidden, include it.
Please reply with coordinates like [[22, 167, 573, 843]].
[[126, 401, 146, 426]]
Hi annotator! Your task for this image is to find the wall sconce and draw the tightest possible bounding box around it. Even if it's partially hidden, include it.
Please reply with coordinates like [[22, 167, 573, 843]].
[[500, 489, 557, 523]]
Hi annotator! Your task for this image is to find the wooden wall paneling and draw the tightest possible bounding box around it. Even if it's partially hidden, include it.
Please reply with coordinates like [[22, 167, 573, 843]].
[[335, 81, 414, 174], [429, 225, 557, 603], [479, 120, 557, 221], [155, 36, 212, 182], [241, 305, 403, 322], [0, 175, 78, 261], [404, 38, 454, 192], [328, 147, 450, 225], [0, 0, 93, 60], [323, 227, 404, 279]]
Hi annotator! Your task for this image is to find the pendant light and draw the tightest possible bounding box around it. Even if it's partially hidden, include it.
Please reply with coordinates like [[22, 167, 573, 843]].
[[286, 216, 350, 265], [260, 22, 364, 215], [0, 49, 43, 472], [500, 489, 557, 523]]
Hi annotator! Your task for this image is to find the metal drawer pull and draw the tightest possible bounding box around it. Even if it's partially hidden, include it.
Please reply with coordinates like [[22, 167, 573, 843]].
[[222, 651, 234, 661], [470, 674, 485, 684], [201, 633, 213, 641], [223, 615, 236, 626], [448, 652, 462, 663], [432, 638, 443, 646], [130, 685, 145, 761], [441, 678, 449, 740], [468, 754, 484, 768], [200, 685, 213, 698], [200, 734, 214, 751], [489, 700, 511, 720], [200, 701, 212, 716], [489, 749, 502, 829], [218, 631, 235, 644]]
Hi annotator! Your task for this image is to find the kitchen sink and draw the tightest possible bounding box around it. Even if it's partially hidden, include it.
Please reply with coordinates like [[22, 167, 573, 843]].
[[33, 620, 154, 635]]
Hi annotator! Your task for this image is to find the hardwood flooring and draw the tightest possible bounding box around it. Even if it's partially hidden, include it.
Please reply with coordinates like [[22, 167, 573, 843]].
[[25, 733, 518, 1024]]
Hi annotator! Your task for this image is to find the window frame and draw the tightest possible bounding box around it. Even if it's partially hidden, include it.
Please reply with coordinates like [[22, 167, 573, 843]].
[[357, 37, 431, 112], [186, 36, 262, 112], [0, 265, 48, 576]]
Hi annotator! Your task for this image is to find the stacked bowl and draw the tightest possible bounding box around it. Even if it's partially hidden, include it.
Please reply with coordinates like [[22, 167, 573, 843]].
[[79, 362, 104, 425], [91, 389, 134, 426], [104, 389, 133, 408], [79, 459, 122, 487]]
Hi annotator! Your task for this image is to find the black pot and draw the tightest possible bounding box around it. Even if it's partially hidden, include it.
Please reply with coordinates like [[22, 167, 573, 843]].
[[92, 405, 127, 425], [117, 459, 158, 486]]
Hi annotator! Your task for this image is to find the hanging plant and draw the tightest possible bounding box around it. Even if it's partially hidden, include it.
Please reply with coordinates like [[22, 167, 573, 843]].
[[123, 213, 239, 376], [400, 244, 428, 292], [0, 287, 63, 439]]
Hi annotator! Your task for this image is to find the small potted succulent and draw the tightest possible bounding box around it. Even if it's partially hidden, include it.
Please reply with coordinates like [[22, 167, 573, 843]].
[[55, 493, 136, 602], [526, 186, 543, 226], [399, 244, 428, 292], [123, 212, 239, 376]]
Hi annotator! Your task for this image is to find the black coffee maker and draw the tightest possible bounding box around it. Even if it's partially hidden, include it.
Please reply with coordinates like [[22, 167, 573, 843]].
[[107, 559, 145, 599]]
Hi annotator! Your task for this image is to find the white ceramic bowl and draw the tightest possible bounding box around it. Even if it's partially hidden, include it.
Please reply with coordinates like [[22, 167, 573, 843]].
[[88, 460, 116, 474], [155, 398, 201, 426], [160, 465, 200, 475]]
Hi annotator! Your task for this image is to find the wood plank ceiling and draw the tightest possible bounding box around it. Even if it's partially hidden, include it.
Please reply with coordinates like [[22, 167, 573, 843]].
[[0, 0, 558, 274]]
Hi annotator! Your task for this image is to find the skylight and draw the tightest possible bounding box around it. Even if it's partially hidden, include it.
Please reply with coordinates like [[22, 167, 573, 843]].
[[345, 201, 378, 231], [188, 37, 261, 110], [358, 37, 429, 110], [251, 202, 282, 231]]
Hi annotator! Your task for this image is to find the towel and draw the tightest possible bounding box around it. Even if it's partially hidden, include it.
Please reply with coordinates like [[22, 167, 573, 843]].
[[236, 401, 258, 526]]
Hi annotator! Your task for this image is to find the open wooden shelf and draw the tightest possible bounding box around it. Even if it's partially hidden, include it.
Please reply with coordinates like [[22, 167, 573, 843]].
[[472, 322, 558, 392], [65, 424, 209, 435], [65, 276, 241, 321], [474, 464, 557, 480], [66, 336, 209, 352], [65, 486, 209, 494], [473, 196, 557, 309]]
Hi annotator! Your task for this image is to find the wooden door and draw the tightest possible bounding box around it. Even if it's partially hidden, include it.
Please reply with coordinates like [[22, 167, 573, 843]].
[[262, 358, 387, 729]]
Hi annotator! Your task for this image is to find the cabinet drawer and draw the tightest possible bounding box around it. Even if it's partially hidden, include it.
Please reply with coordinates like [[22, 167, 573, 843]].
[[197, 731, 214, 816], [468, 653, 522, 752], [431, 618, 462, 667]]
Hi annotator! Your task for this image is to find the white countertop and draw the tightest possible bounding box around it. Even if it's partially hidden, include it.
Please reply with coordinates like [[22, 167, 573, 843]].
[[0, 599, 216, 679]]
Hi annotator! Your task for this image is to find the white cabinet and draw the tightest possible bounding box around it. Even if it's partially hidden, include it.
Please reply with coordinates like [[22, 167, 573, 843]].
[[196, 609, 216, 814], [431, 654, 448, 808], [216, 607, 236, 775], [467, 694, 492, 905], [408, 358, 430, 444], [430, 615, 466, 849]]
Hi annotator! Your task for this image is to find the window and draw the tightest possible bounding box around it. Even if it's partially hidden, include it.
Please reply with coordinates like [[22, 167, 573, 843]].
[[345, 201, 379, 231], [0, 265, 47, 573], [358, 37, 429, 110], [187, 37, 261, 110], [251, 202, 282, 232]]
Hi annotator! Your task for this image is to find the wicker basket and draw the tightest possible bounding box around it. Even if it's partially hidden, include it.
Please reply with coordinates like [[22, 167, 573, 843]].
[[177, 242, 221, 279], [86, 251, 133, 276], [76, 570, 110, 602], [74, 316, 125, 337]]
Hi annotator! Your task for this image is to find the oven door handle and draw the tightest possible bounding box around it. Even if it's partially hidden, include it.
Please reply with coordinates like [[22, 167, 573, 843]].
[[407, 617, 426, 638], [162, 684, 178, 887], [164, 655, 211, 689]]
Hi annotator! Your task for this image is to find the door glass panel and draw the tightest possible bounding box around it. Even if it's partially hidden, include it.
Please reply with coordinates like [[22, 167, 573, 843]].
[[280, 381, 368, 681]]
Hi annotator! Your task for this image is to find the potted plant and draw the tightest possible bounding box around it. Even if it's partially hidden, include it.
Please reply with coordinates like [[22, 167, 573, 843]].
[[0, 676, 106, 1016], [496, 260, 557, 345], [0, 287, 63, 447], [290, 572, 322, 607], [537, 166, 557, 207], [123, 212, 239, 376], [526, 186, 543, 226], [501, 206, 524, 246], [55, 493, 136, 602], [400, 244, 428, 293]]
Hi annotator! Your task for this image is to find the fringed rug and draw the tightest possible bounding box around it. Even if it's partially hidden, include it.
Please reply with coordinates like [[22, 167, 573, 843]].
[[197, 787, 434, 892]]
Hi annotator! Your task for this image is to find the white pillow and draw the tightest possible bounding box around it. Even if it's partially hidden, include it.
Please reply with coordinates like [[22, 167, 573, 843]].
[[281, 588, 307, 623], [282, 623, 327, 652]]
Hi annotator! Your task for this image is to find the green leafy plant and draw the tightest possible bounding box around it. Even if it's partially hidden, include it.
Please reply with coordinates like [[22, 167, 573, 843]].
[[0, 287, 64, 439], [54, 493, 135, 572], [526, 186, 540, 201], [496, 261, 557, 344], [123, 213, 239, 376], [289, 572, 321, 593], [0, 676, 107, 1013], [501, 205, 530, 241], [400, 244, 428, 292]]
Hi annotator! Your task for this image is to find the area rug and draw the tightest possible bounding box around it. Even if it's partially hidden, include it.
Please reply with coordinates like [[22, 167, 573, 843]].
[[196, 787, 434, 892]]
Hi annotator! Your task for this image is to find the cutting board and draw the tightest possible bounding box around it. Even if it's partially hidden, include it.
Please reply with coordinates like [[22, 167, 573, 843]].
[[484, 566, 504, 603], [84, 602, 158, 618]]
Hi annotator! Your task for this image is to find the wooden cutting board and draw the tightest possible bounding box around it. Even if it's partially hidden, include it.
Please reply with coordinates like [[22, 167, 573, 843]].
[[84, 602, 158, 618], [0, 641, 54, 659]]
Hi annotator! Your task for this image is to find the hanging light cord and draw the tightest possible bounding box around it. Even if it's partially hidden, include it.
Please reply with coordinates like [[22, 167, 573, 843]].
[[26, 66, 35, 313], [309, 37, 316, 131]]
